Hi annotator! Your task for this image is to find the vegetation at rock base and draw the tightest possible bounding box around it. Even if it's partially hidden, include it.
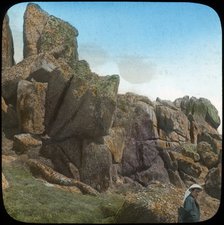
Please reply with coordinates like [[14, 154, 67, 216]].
[[2, 155, 220, 223], [2, 159, 124, 223]]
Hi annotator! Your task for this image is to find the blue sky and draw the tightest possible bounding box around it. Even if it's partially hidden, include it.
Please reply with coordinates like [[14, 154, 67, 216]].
[[7, 2, 222, 133]]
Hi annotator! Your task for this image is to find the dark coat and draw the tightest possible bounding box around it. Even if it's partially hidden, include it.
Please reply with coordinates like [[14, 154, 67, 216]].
[[183, 194, 200, 222]]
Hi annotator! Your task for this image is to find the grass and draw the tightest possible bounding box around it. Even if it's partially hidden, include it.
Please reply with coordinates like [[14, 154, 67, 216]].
[[2, 160, 125, 223]]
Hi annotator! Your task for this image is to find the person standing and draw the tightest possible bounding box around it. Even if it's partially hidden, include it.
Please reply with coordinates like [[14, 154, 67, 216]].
[[183, 184, 203, 222]]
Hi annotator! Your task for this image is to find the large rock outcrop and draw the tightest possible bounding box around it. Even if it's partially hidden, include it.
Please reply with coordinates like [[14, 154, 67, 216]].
[[23, 3, 78, 67], [2, 52, 73, 104], [2, 4, 119, 193], [17, 80, 48, 134], [80, 140, 113, 192], [204, 163, 221, 199], [111, 92, 221, 191], [2, 3, 221, 198], [155, 98, 191, 143], [174, 96, 221, 143], [114, 93, 158, 141], [2, 14, 15, 71], [23, 3, 49, 58], [48, 72, 119, 140], [104, 127, 125, 163]]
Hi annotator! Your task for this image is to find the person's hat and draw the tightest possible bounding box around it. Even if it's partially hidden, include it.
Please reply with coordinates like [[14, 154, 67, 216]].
[[189, 184, 203, 191]]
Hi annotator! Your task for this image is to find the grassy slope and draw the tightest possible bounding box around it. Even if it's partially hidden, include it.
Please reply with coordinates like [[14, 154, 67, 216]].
[[2, 160, 125, 223]]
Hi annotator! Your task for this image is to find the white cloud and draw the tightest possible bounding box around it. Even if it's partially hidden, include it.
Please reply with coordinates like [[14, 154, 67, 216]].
[[79, 43, 110, 68], [117, 55, 157, 84]]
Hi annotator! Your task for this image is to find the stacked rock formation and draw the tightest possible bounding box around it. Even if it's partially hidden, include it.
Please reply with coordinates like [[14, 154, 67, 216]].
[[2, 3, 222, 199]]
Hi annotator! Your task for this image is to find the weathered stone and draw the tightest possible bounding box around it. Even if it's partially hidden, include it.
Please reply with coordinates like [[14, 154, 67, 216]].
[[24, 3, 78, 67], [115, 193, 157, 223], [3, 54, 72, 134], [40, 137, 82, 179], [188, 114, 199, 144], [189, 97, 207, 121], [135, 156, 170, 186], [13, 133, 42, 154], [159, 149, 178, 171], [121, 138, 140, 176], [110, 164, 120, 183], [41, 137, 82, 170], [5, 51, 73, 135], [180, 143, 200, 162], [147, 139, 180, 149], [132, 101, 159, 140], [115, 183, 184, 223], [178, 171, 197, 184], [155, 104, 190, 142], [174, 96, 221, 130], [39, 15, 78, 67], [28, 57, 74, 133], [39, 142, 77, 178], [178, 158, 202, 178], [204, 164, 221, 199], [73, 60, 91, 77], [26, 158, 99, 196], [140, 143, 160, 169], [68, 162, 80, 180], [38, 156, 54, 169], [198, 132, 221, 155], [17, 79, 48, 134], [104, 127, 125, 163], [2, 97, 8, 113], [156, 97, 179, 111], [72, 180, 99, 196], [197, 141, 219, 169], [2, 14, 15, 71], [114, 176, 145, 192], [158, 128, 187, 143], [23, 3, 49, 58], [80, 140, 112, 192], [114, 93, 158, 140], [2, 52, 72, 105], [2, 97, 18, 129], [2, 173, 9, 190], [173, 95, 190, 113], [170, 151, 202, 178], [48, 74, 119, 140], [121, 140, 170, 185], [205, 99, 221, 129], [167, 169, 185, 188]]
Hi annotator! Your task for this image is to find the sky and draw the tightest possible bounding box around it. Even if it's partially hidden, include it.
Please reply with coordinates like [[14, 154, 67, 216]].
[[6, 2, 222, 133]]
